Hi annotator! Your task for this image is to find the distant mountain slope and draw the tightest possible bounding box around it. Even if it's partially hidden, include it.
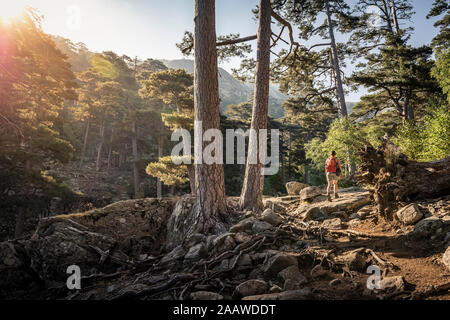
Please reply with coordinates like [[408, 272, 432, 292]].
[[53, 36, 357, 119], [161, 59, 286, 118]]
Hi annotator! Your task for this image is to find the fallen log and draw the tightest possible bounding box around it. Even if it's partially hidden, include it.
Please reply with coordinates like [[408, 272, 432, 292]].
[[356, 139, 450, 220]]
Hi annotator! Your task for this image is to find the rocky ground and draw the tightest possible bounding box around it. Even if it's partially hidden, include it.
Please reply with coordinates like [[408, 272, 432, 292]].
[[1, 185, 449, 300]]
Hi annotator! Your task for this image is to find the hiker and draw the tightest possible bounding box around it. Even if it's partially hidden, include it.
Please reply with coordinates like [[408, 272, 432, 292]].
[[325, 150, 342, 201]]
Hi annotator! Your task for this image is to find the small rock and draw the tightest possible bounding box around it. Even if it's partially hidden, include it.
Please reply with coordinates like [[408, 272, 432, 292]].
[[214, 235, 236, 254], [236, 253, 253, 268], [304, 207, 326, 221], [396, 203, 423, 225], [278, 265, 308, 285], [443, 247, 450, 271], [335, 250, 367, 272], [190, 291, 224, 300], [252, 220, 273, 234], [185, 243, 207, 261], [408, 217, 443, 240], [230, 217, 256, 233], [286, 181, 309, 195], [234, 232, 252, 244], [260, 209, 282, 226], [300, 187, 322, 200], [161, 246, 186, 264], [234, 279, 268, 298], [378, 276, 405, 293], [263, 252, 298, 278], [321, 218, 342, 230]]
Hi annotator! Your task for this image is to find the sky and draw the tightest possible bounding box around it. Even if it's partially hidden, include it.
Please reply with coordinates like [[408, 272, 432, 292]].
[[0, 0, 441, 101]]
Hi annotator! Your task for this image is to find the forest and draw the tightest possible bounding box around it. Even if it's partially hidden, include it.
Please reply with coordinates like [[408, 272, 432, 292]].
[[0, 0, 449, 303]]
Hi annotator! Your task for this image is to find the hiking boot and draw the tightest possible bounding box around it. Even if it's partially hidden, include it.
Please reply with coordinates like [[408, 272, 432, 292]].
[[327, 194, 332, 202], [335, 193, 340, 199]]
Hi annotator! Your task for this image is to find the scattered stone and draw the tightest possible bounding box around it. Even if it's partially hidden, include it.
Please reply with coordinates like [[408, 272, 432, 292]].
[[335, 250, 367, 272], [304, 207, 326, 222], [230, 217, 256, 233], [260, 209, 282, 226], [161, 245, 186, 264], [242, 288, 311, 300], [236, 253, 253, 269], [300, 187, 322, 200], [213, 234, 236, 254], [378, 276, 405, 293], [263, 252, 298, 278], [185, 233, 207, 247], [321, 218, 342, 230], [252, 220, 273, 234], [233, 232, 252, 244], [407, 216, 444, 240], [396, 204, 423, 225], [443, 247, 450, 271], [234, 279, 268, 298], [190, 291, 224, 300], [185, 243, 207, 261], [286, 182, 309, 195], [278, 265, 308, 284]]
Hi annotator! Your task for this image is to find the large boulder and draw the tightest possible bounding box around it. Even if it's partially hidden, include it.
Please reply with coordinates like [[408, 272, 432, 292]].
[[300, 187, 322, 201], [396, 204, 423, 225], [286, 182, 309, 195]]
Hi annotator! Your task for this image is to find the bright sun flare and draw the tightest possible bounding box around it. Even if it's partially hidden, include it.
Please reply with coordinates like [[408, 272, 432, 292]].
[[0, 2, 29, 22]]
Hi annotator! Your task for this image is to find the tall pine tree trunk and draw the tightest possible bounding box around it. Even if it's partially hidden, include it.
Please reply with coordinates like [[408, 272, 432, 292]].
[[240, 0, 271, 211], [79, 118, 90, 168], [187, 165, 196, 196], [107, 126, 114, 171], [96, 120, 105, 172], [157, 131, 163, 199], [325, 0, 347, 119], [131, 120, 140, 198], [193, 0, 227, 230]]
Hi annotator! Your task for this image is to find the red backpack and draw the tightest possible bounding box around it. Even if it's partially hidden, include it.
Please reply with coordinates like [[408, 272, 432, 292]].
[[326, 157, 337, 173]]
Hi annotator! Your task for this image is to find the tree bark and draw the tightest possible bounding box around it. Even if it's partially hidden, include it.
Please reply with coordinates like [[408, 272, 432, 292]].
[[357, 140, 450, 221], [79, 118, 90, 168], [193, 0, 227, 231], [131, 120, 140, 198], [107, 126, 114, 171], [96, 120, 105, 172], [187, 165, 196, 196], [325, 0, 347, 119], [390, 0, 400, 34], [240, 0, 272, 212], [157, 132, 163, 199]]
